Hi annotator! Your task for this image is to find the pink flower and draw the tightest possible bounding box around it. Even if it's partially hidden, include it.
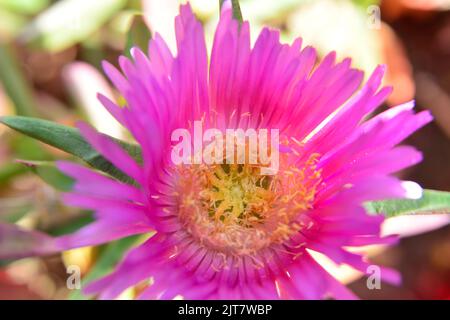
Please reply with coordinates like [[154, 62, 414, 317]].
[[0, 2, 432, 299]]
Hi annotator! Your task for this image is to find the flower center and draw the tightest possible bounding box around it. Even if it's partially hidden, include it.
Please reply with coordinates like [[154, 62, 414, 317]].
[[175, 146, 322, 258], [203, 164, 273, 226]]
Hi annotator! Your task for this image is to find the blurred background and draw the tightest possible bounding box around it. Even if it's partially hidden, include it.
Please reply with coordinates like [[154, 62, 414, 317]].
[[0, 0, 449, 299]]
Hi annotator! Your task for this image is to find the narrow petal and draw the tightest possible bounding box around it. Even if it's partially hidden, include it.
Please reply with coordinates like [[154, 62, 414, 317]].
[[77, 122, 145, 186]]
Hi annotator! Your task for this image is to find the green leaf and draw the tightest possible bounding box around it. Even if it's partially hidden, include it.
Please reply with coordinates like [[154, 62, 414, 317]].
[[0, 43, 37, 116], [48, 213, 95, 237], [0, 0, 50, 15], [0, 163, 26, 184], [365, 189, 450, 217], [125, 14, 152, 58], [19, 0, 127, 52], [241, 0, 306, 21], [0, 116, 142, 184], [351, 0, 380, 9], [16, 160, 74, 191], [219, 0, 243, 23], [68, 235, 141, 300]]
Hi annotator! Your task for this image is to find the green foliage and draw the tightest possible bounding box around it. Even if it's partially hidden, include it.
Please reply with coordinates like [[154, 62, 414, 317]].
[[366, 190, 450, 217], [0, 116, 142, 184], [48, 213, 95, 237], [125, 14, 152, 58]]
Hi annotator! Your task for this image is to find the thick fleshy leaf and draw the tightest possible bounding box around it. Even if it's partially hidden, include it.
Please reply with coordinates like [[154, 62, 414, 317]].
[[69, 235, 141, 300], [0, 116, 142, 184], [16, 160, 74, 191], [366, 189, 450, 217], [125, 14, 152, 58]]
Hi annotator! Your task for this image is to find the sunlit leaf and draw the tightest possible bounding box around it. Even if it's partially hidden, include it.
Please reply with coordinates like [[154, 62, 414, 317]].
[[0, 116, 142, 184], [0, 223, 57, 259], [62, 62, 123, 139], [19, 0, 127, 52], [12, 135, 50, 160], [366, 190, 450, 217]]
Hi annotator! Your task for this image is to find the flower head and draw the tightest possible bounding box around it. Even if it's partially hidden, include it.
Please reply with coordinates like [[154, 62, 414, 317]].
[[4, 2, 432, 299]]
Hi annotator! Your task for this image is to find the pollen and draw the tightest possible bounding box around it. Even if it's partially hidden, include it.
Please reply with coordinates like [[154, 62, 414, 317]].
[[175, 149, 322, 259]]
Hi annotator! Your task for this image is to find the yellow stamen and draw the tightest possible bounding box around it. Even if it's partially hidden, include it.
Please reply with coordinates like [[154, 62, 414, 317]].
[[174, 143, 322, 259]]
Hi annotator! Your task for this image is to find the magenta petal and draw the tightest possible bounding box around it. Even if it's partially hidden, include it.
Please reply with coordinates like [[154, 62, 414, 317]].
[[77, 121, 145, 186], [0, 223, 57, 259], [57, 161, 146, 203], [0, 1, 431, 301]]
